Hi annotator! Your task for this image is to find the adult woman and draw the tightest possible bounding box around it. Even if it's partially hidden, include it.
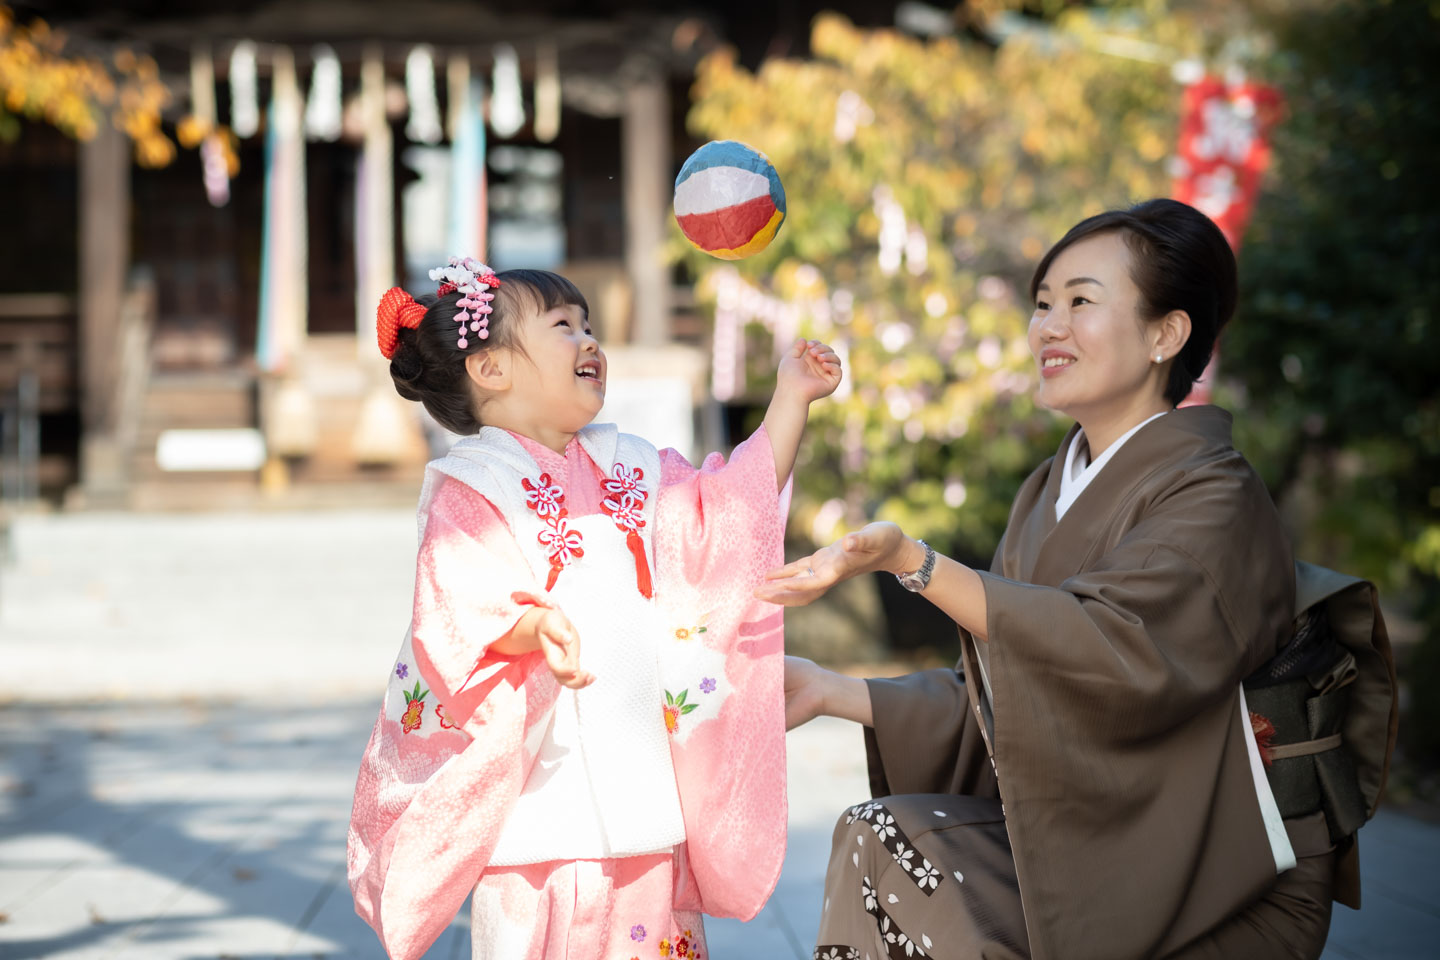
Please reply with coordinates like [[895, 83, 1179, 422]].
[[759, 199, 1394, 959]]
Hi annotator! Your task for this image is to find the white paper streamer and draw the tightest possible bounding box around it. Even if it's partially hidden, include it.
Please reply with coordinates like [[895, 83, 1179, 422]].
[[490, 43, 525, 138], [190, 44, 216, 130], [534, 42, 560, 143], [446, 53, 470, 142], [405, 45, 442, 144], [229, 41, 259, 138], [304, 44, 343, 141]]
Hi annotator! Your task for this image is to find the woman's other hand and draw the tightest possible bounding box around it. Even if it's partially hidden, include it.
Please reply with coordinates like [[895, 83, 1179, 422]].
[[784, 655, 828, 730], [784, 655, 874, 729], [754, 521, 912, 606], [534, 607, 596, 690]]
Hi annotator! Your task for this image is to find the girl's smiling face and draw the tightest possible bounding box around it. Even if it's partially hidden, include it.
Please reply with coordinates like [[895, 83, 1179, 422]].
[[506, 301, 606, 436], [1027, 231, 1166, 424]]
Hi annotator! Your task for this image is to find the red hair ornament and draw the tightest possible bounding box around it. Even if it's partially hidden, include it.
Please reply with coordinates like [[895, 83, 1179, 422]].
[[376, 287, 428, 360]]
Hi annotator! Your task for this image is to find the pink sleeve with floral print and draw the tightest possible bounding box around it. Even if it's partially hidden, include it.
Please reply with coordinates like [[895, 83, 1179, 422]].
[[654, 425, 789, 921], [348, 478, 559, 960], [411, 477, 554, 727]]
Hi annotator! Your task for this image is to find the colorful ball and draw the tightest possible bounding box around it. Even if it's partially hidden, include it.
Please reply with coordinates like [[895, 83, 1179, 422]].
[[673, 140, 786, 260]]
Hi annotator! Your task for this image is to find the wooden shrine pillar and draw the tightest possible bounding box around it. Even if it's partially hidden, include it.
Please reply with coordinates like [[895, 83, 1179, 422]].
[[78, 121, 131, 495], [622, 67, 671, 346]]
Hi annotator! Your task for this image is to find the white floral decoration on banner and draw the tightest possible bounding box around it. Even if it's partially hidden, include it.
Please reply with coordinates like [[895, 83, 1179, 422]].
[[229, 41, 259, 138], [305, 45, 342, 141], [490, 43, 525, 138], [405, 46, 443, 144]]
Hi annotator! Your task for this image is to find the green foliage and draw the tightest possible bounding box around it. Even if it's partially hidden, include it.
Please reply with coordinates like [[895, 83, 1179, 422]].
[[1218, 0, 1440, 761], [1225, 0, 1439, 590], [679, 10, 1195, 558]]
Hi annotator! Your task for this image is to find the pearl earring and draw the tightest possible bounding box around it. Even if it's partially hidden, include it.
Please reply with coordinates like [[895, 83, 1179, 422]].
[[1154, 354, 1163, 363]]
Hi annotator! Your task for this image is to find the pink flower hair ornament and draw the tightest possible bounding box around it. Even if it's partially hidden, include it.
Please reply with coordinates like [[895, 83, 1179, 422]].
[[428, 256, 501, 350]]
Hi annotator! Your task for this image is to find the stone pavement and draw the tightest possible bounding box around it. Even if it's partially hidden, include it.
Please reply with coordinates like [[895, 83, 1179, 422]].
[[0, 510, 1437, 959]]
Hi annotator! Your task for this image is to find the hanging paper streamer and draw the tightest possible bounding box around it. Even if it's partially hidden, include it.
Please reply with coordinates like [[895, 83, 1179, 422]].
[[674, 140, 786, 260], [189, 44, 217, 132], [304, 44, 342, 141], [355, 45, 396, 354], [446, 54, 469, 143], [405, 45, 442, 144], [229, 41, 259, 138], [706, 266, 838, 402], [490, 43, 525, 138], [448, 71, 489, 263], [200, 133, 230, 207], [256, 47, 309, 373], [534, 42, 560, 143]]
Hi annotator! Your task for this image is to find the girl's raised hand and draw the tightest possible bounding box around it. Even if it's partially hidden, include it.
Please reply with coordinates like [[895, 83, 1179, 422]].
[[534, 607, 595, 690], [777, 337, 842, 403]]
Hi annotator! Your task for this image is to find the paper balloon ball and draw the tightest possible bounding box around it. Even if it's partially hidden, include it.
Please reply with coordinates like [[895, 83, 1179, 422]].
[[674, 140, 786, 260]]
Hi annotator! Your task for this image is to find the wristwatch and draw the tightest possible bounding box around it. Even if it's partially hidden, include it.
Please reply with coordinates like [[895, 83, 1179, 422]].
[[895, 539, 936, 593]]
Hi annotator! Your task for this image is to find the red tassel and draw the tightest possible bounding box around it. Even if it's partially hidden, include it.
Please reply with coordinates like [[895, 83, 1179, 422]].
[[626, 529, 653, 599], [545, 562, 561, 592]]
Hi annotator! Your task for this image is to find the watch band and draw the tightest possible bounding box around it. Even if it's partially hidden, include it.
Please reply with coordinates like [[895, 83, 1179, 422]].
[[896, 539, 936, 592]]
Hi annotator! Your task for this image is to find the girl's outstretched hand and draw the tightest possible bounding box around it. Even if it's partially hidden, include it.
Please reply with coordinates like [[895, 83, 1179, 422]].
[[776, 337, 842, 403], [754, 521, 907, 606], [534, 607, 596, 690]]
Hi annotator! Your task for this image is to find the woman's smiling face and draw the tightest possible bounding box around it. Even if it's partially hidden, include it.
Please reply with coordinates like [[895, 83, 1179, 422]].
[[1027, 230, 1161, 422]]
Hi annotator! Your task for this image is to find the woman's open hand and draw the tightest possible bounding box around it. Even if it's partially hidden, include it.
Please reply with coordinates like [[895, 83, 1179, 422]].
[[754, 521, 909, 606]]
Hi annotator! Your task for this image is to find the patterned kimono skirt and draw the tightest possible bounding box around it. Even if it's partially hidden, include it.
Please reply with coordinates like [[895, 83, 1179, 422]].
[[815, 794, 1337, 960], [471, 853, 707, 960]]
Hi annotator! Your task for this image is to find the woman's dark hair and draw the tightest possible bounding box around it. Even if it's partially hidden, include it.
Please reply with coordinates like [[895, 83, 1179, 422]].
[[389, 268, 590, 434], [1028, 198, 1237, 406]]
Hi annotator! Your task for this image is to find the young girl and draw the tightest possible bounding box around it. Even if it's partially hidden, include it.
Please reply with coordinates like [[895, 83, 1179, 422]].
[[347, 258, 841, 960]]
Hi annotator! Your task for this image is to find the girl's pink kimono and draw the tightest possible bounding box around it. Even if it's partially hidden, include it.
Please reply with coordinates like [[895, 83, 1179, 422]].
[[347, 423, 788, 960]]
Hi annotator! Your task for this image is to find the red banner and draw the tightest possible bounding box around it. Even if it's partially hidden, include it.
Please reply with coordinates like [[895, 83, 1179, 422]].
[[1172, 75, 1283, 249], [1172, 75, 1282, 403]]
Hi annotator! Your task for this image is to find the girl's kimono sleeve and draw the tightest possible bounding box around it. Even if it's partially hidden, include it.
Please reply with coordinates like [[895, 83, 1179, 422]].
[[652, 425, 788, 921], [411, 477, 556, 725], [348, 478, 559, 960]]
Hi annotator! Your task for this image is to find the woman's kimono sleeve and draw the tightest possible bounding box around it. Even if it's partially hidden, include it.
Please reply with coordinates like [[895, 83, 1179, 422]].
[[348, 478, 559, 960], [652, 425, 788, 921], [976, 465, 1296, 960]]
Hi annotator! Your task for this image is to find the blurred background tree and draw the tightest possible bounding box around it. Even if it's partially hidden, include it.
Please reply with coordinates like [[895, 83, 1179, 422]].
[[1220, 0, 1440, 768], [681, 5, 1212, 573]]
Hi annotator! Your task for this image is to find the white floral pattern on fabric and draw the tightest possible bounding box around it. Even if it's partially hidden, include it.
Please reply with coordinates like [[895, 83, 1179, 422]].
[[912, 859, 941, 891], [604, 495, 646, 532], [891, 841, 915, 871], [846, 801, 881, 825], [537, 513, 584, 566], [871, 812, 897, 841], [862, 876, 877, 913], [522, 473, 565, 518], [602, 462, 648, 498]]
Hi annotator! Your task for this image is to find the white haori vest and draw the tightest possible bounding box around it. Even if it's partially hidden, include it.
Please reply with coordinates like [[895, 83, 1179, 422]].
[[396, 423, 704, 864]]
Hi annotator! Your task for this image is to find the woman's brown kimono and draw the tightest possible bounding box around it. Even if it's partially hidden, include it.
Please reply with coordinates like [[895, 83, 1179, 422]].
[[816, 406, 1395, 960]]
